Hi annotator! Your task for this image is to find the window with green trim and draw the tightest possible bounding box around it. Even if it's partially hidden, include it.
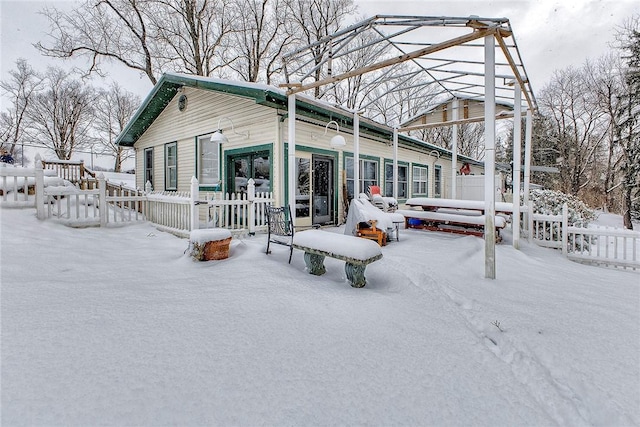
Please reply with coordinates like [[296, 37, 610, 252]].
[[434, 165, 442, 198], [165, 142, 177, 190], [412, 165, 428, 196], [198, 134, 219, 186], [385, 163, 407, 198], [346, 157, 378, 198], [144, 147, 153, 189]]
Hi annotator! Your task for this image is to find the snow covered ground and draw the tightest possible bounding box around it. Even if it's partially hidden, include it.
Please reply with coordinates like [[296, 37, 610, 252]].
[[1, 207, 638, 426]]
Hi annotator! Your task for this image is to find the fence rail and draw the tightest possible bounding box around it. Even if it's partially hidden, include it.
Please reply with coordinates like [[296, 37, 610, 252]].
[[1, 160, 274, 236], [566, 226, 640, 270], [0, 164, 36, 207], [145, 192, 192, 237], [530, 203, 639, 271]]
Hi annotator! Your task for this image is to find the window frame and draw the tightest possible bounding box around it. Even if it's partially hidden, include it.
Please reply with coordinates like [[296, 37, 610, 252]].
[[384, 160, 408, 200], [412, 164, 429, 196], [434, 164, 442, 198], [143, 147, 153, 190], [165, 141, 177, 191], [344, 154, 379, 199], [196, 134, 221, 190]]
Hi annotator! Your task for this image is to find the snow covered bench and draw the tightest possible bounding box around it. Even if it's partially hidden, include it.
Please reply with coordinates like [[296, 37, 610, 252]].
[[292, 229, 383, 288], [396, 209, 507, 241]]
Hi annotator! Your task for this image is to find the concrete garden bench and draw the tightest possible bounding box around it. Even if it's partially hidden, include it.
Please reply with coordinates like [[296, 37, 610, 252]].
[[292, 229, 383, 288]]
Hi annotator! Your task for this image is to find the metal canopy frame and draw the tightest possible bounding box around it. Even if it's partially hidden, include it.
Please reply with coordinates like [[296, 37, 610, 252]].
[[281, 15, 537, 280], [281, 15, 536, 118]]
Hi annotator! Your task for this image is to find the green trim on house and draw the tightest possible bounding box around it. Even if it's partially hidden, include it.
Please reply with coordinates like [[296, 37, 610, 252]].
[[194, 133, 223, 192], [434, 164, 443, 198], [343, 152, 380, 163], [164, 141, 178, 191], [383, 159, 409, 201], [343, 152, 381, 197], [411, 162, 429, 197], [115, 73, 483, 169], [223, 143, 274, 195], [281, 143, 339, 223], [143, 147, 154, 190]]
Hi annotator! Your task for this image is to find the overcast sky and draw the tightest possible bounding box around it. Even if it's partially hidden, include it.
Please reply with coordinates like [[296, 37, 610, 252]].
[[0, 0, 638, 167], [2, 0, 638, 99]]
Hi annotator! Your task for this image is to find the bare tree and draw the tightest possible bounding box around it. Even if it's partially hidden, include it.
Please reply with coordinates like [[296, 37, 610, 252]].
[[284, 0, 356, 98], [27, 67, 97, 160], [615, 16, 640, 228], [93, 83, 140, 171], [0, 59, 43, 156], [583, 54, 627, 212], [37, 0, 162, 85], [537, 66, 608, 196], [226, 0, 295, 83], [152, 0, 234, 77]]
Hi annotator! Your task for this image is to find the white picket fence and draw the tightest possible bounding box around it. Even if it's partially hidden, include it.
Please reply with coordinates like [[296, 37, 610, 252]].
[[1, 159, 274, 236], [529, 203, 640, 271], [0, 163, 37, 208]]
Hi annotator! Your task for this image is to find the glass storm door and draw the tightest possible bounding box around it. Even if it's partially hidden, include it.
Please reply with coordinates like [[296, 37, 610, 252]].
[[227, 151, 271, 195], [312, 155, 333, 225]]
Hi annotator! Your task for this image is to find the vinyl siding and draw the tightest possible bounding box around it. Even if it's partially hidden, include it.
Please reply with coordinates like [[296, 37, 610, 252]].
[[134, 87, 278, 192]]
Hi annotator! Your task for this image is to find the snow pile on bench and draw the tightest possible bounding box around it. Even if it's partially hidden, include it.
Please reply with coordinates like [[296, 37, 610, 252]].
[[396, 210, 507, 228], [294, 230, 381, 261], [345, 196, 405, 238]]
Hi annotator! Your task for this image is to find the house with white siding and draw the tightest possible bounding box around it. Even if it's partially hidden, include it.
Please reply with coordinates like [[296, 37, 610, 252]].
[[116, 73, 485, 227]]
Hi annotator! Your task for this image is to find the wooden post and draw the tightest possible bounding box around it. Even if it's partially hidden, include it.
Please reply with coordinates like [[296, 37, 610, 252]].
[[451, 97, 459, 199], [512, 83, 522, 250], [248, 178, 256, 235], [562, 203, 568, 256], [287, 93, 296, 226], [98, 173, 107, 226], [527, 200, 534, 241], [392, 127, 398, 199], [354, 111, 360, 196], [523, 110, 533, 229], [35, 154, 45, 220], [190, 176, 199, 231], [484, 34, 496, 279], [145, 180, 152, 194]]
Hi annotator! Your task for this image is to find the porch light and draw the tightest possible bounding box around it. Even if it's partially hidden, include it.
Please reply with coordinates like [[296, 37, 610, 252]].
[[324, 120, 346, 148], [429, 150, 440, 164], [210, 117, 249, 144]]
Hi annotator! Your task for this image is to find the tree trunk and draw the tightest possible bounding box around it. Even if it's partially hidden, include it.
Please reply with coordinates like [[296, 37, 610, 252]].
[[114, 147, 122, 172], [623, 186, 633, 230]]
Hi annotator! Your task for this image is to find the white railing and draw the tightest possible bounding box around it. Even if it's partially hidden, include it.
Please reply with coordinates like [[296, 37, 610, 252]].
[[3, 161, 275, 236], [190, 177, 273, 237], [0, 163, 37, 208], [529, 205, 567, 249], [44, 186, 100, 225], [144, 191, 192, 237], [43, 175, 146, 227], [203, 191, 273, 233], [566, 226, 640, 270], [530, 203, 639, 271]]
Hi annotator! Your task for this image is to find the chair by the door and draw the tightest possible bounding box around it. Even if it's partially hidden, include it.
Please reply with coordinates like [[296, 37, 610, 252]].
[[265, 205, 294, 263]]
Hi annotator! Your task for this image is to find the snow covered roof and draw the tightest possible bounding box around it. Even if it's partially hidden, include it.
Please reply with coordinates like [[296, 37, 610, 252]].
[[400, 94, 516, 128]]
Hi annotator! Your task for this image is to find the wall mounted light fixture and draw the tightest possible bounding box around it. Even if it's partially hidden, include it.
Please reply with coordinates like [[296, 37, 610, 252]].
[[324, 120, 346, 148], [210, 117, 249, 144]]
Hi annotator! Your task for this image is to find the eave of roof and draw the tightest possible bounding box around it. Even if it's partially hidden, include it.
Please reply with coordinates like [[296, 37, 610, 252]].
[[401, 94, 516, 127], [115, 73, 482, 166]]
